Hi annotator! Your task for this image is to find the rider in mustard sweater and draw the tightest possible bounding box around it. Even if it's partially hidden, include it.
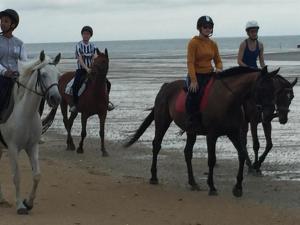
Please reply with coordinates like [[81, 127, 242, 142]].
[[186, 16, 223, 130]]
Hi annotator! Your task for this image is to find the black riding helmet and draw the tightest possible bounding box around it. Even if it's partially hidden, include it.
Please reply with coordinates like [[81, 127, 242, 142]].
[[0, 9, 19, 28], [197, 15, 214, 29], [81, 26, 93, 37]]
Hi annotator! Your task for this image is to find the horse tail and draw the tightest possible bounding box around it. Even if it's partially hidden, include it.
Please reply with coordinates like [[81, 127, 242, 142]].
[[0, 132, 7, 148], [124, 107, 154, 148], [42, 107, 58, 134]]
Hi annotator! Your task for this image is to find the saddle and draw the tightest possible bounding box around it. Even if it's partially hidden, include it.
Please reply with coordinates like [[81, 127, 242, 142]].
[[65, 77, 88, 96], [175, 77, 215, 113]]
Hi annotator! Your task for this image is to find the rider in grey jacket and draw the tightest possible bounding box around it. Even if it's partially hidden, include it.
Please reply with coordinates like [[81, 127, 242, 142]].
[[0, 9, 27, 113], [0, 9, 27, 77]]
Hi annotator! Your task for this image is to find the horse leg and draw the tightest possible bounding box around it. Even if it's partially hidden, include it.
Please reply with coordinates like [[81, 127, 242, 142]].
[[60, 100, 76, 151], [250, 121, 260, 165], [206, 133, 218, 196], [7, 147, 28, 214], [77, 113, 88, 154], [227, 131, 246, 198], [241, 121, 253, 171], [255, 122, 273, 171], [184, 133, 199, 190], [150, 114, 172, 185], [23, 145, 41, 211], [66, 112, 78, 151], [98, 114, 108, 157], [0, 148, 12, 208]]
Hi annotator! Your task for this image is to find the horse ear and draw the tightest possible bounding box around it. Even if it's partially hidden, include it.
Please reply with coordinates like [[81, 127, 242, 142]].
[[291, 78, 298, 87], [40, 50, 45, 62], [105, 48, 108, 58], [96, 48, 101, 55], [269, 67, 280, 77], [261, 65, 268, 75], [53, 53, 61, 65]]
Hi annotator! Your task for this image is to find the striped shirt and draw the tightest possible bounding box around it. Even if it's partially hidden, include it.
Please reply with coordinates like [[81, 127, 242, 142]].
[[75, 41, 96, 69]]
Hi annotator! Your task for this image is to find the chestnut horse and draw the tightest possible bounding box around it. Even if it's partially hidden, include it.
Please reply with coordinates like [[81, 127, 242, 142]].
[[242, 73, 297, 173], [125, 66, 277, 197], [57, 48, 109, 156]]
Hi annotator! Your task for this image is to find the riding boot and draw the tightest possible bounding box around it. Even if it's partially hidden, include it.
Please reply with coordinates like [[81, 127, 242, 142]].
[[108, 101, 115, 111], [69, 97, 78, 113], [106, 79, 115, 111]]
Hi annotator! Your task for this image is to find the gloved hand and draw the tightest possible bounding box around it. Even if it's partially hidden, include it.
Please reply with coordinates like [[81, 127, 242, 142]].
[[4, 70, 19, 79], [4, 70, 14, 77]]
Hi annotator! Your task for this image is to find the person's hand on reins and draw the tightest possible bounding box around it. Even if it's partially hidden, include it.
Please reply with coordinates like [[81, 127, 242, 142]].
[[189, 81, 199, 93], [4, 70, 19, 79]]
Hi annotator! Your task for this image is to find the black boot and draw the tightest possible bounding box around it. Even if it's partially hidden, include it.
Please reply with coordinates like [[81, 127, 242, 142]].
[[108, 101, 115, 111]]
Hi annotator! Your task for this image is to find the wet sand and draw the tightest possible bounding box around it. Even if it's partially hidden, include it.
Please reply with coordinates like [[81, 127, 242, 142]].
[[0, 131, 299, 225]]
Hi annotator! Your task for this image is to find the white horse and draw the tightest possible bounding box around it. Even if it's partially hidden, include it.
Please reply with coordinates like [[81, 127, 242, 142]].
[[0, 51, 61, 214]]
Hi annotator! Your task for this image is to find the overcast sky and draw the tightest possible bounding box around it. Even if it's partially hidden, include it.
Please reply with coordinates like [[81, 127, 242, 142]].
[[1, 0, 299, 43]]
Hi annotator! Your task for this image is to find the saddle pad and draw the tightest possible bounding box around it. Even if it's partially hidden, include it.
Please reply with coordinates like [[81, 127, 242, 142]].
[[65, 78, 87, 96], [175, 77, 214, 113]]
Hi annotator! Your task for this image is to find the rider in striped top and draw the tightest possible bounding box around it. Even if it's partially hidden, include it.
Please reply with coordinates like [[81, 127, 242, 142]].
[[70, 26, 114, 113]]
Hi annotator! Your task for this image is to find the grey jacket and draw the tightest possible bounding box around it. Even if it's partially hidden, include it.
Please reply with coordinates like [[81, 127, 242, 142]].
[[0, 35, 27, 76]]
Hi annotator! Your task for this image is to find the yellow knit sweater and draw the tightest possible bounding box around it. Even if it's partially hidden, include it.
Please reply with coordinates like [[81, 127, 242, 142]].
[[187, 36, 223, 82]]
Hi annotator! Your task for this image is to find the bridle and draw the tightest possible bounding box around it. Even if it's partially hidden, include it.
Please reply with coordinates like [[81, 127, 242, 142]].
[[14, 63, 58, 99], [274, 86, 294, 114]]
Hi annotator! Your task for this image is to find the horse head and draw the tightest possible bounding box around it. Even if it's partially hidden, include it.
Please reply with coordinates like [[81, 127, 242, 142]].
[[32, 51, 62, 107], [273, 73, 297, 124], [90, 48, 109, 82], [253, 66, 277, 123]]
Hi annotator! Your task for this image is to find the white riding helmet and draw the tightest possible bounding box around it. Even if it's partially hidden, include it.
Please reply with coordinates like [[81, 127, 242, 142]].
[[245, 21, 259, 31]]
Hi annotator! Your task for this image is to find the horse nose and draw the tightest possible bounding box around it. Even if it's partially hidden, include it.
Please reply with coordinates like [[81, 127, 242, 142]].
[[49, 94, 61, 107], [279, 116, 288, 124]]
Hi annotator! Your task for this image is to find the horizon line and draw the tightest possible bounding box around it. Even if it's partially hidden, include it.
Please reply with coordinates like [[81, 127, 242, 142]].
[[24, 34, 300, 45]]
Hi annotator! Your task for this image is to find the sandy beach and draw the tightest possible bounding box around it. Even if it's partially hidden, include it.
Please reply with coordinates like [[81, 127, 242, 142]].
[[0, 131, 299, 225]]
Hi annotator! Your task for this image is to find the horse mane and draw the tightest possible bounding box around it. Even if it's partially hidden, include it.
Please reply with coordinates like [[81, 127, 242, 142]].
[[217, 66, 261, 79], [18, 56, 52, 77], [275, 74, 292, 87], [15, 55, 53, 101]]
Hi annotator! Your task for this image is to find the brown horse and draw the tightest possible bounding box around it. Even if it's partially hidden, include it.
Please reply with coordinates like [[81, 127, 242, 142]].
[[125, 66, 278, 197], [57, 48, 110, 156], [242, 73, 297, 173]]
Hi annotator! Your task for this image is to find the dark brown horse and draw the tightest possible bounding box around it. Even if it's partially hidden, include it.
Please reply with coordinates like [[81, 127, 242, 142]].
[[242, 73, 297, 173], [125, 66, 277, 197], [57, 48, 110, 156]]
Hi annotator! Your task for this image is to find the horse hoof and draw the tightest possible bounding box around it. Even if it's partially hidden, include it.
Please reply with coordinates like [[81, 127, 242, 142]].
[[102, 151, 109, 157], [208, 189, 218, 196], [66, 145, 75, 151], [254, 169, 263, 177], [190, 184, 201, 191], [77, 148, 84, 154], [0, 200, 12, 208], [149, 178, 159, 185], [247, 167, 254, 175], [232, 186, 243, 197], [17, 207, 29, 215], [23, 199, 33, 211]]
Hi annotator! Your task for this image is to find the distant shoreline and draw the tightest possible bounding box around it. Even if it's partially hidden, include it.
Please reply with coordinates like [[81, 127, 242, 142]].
[[24, 34, 300, 45]]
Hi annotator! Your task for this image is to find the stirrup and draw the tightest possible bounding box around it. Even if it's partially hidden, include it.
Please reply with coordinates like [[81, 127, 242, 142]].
[[108, 102, 115, 111], [69, 105, 78, 113]]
